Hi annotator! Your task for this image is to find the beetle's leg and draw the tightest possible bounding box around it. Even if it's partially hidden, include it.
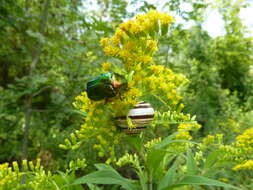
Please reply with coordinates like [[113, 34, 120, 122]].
[[118, 91, 123, 100]]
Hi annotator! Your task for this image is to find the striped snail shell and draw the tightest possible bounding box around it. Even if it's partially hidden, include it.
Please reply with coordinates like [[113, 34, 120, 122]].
[[115, 101, 154, 134]]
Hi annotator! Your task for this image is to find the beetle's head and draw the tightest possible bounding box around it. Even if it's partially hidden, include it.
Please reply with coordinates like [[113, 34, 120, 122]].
[[112, 73, 128, 93]]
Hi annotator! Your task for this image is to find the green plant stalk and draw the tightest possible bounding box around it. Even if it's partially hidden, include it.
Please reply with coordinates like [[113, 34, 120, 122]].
[[148, 172, 153, 190], [140, 133, 153, 190], [139, 172, 148, 190]]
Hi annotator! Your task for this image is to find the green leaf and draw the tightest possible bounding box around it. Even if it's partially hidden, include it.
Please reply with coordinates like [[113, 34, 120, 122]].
[[186, 151, 197, 175], [158, 161, 178, 190], [154, 130, 184, 149], [53, 172, 84, 190], [67, 109, 87, 117], [125, 136, 142, 152], [154, 129, 198, 149], [87, 183, 102, 190], [94, 163, 116, 171], [72, 165, 138, 190], [204, 150, 220, 169], [203, 166, 221, 178], [161, 24, 169, 36], [153, 128, 199, 150], [146, 149, 166, 174], [164, 175, 242, 190]]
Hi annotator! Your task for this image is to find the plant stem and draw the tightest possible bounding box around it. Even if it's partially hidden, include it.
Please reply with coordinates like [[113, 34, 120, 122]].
[[21, 105, 31, 161], [30, 0, 50, 73], [148, 173, 153, 190]]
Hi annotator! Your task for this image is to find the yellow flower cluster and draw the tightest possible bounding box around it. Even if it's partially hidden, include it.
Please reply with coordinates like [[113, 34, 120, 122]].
[[176, 124, 193, 140], [219, 127, 253, 171], [165, 123, 201, 153], [72, 91, 92, 113], [231, 127, 253, 170], [235, 127, 253, 152], [176, 123, 201, 140], [102, 62, 112, 72], [202, 134, 223, 145], [219, 118, 241, 133], [146, 40, 158, 52], [202, 135, 215, 145], [119, 10, 174, 36], [62, 85, 142, 162], [100, 10, 174, 72], [144, 137, 162, 149], [0, 163, 21, 189], [116, 153, 141, 172], [67, 158, 87, 174], [63, 11, 196, 163], [0, 159, 52, 190], [143, 65, 187, 107], [233, 160, 253, 171], [110, 87, 142, 114]]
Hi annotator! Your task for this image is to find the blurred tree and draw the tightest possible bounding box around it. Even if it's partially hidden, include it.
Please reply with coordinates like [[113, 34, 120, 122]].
[[0, 0, 138, 170], [156, 0, 253, 137], [214, 0, 253, 101], [0, 0, 97, 167]]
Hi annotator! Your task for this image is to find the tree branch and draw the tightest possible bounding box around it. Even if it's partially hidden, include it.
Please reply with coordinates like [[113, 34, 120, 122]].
[[31, 85, 52, 97], [30, 0, 50, 74], [22, 0, 51, 162]]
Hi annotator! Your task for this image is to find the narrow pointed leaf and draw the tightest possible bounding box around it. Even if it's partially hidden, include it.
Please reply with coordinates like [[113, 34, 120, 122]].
[[204, 150, 220, 169], [87, 183, 102, 190], [146, 149, 166, 174], [72, 166, 138, 190], [186, 151, 197, 175], [164, 175, 242, 190], [158, 161, 178, 190]]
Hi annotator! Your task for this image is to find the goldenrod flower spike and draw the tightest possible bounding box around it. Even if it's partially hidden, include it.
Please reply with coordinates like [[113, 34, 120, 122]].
[[62, 11, 193, 163]]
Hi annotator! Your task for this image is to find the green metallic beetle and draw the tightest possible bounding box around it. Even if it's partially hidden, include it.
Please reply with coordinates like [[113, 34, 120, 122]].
[[86, 72, 128, 101]]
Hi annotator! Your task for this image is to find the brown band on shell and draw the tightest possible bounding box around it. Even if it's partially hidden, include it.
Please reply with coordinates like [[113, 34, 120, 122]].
[[115, 114, 154, 120], [120, 126, 147, 129], [133, 105, 152, 109]]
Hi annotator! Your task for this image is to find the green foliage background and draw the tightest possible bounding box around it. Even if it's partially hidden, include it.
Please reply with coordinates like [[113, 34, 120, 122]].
[[0, 0, 253, 189]]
